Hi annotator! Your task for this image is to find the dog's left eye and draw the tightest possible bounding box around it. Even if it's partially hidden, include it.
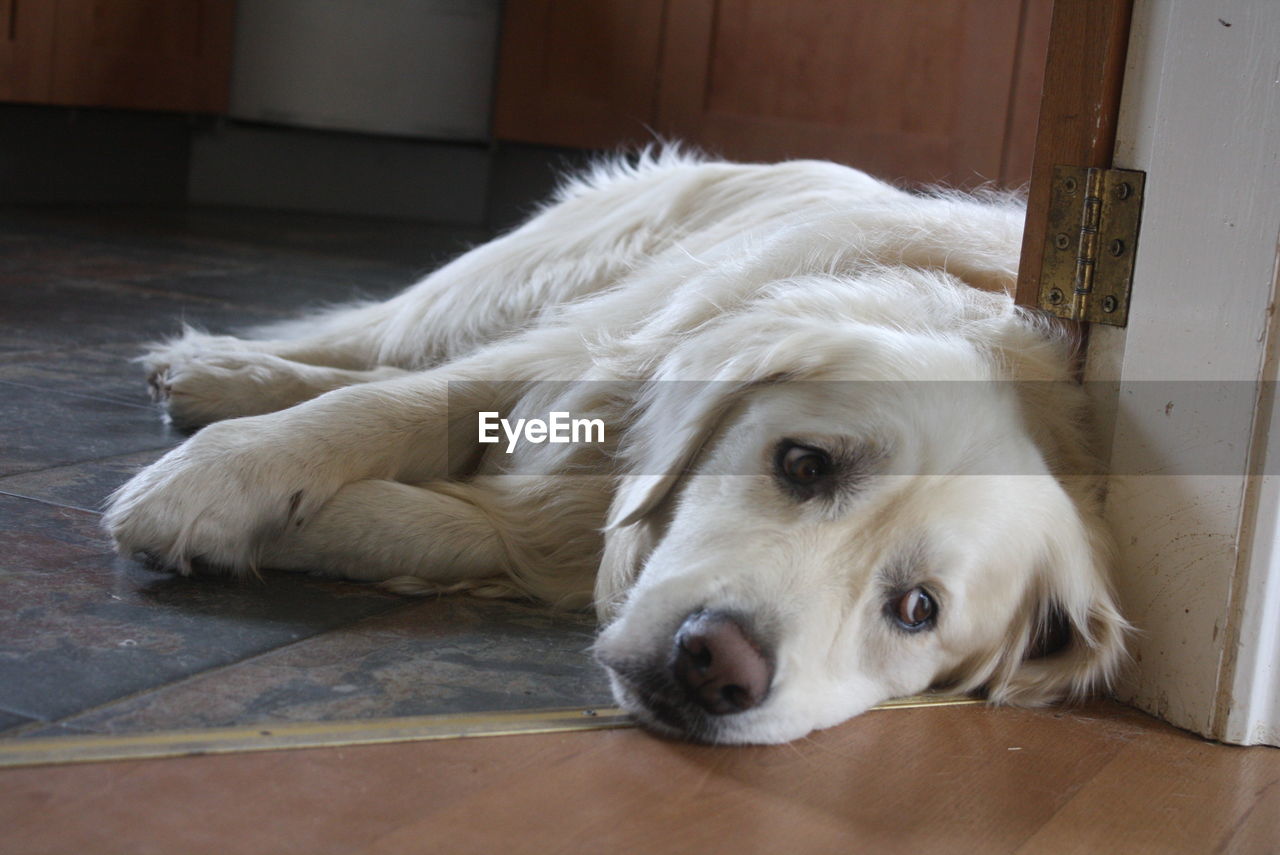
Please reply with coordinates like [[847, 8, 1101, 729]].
[[892, 587, 937, 631], [776, 442, 831, 488]]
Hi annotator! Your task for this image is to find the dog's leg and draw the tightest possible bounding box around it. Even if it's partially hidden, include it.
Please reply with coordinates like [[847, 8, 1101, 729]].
[[146, 346, 413, 429], [104, 369, 494, 574], [258, 479, 510, 585], [142, 311, 393, 380]]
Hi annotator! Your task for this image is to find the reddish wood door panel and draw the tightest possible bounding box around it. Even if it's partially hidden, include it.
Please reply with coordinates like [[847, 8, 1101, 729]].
[[1014, 0, 1134, 308], [1001, 0, 1053, 187], [0, 0, 57, 101], [49, 0, 235, 113], [493, 0, 666, 149], [656, 0, 1029, 186]]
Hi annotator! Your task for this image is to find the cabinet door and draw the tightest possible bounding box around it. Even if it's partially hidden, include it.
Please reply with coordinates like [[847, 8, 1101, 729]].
[[656, 0, 1037, 186], [493, 0, 666, 149], [0, 0, 57, 101], [49, 0, 235, 113]]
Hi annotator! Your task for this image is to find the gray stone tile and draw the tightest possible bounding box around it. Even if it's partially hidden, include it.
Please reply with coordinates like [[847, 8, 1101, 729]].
[[0, 343, 153, 406], [0, 449, 166, 512], [143, 267, 413, 311], [0, 382, 178, 477], [0, 494, 408, 725], [47, 597, 610, 736], [0, 205, 607, 742], [0, 205, 484, 279], [4, 721, 97, 739], [0, 278, 284, 356], [0, 709, 36, 734]]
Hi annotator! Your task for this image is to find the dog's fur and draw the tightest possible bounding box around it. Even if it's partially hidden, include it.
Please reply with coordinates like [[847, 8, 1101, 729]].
[[104, 152, 1128, 744]]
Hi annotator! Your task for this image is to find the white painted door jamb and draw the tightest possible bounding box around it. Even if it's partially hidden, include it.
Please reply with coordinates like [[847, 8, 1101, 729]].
[[1086, 0, 1280, 746]]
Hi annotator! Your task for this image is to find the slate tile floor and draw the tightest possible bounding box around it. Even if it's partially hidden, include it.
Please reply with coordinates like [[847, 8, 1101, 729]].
[[0, 206, 611, 741]]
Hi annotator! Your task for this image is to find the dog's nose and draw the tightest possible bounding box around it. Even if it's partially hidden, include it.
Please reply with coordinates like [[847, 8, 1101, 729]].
[[671, 610, 772, 714]]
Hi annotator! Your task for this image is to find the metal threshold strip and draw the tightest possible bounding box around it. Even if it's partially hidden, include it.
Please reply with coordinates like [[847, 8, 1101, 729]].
[[0, 695, 981, 769]]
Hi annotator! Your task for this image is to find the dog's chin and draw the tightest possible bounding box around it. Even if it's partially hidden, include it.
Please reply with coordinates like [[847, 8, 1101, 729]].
[[605, 668, 819, 746], [605, 667, 715, 743]]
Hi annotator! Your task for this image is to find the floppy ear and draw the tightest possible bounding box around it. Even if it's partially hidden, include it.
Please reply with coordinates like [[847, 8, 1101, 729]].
[[981, 517, 1131, 705], [596, 502, 666, 621], [606, 378, 753, 529], [596, 378, 753, 620]]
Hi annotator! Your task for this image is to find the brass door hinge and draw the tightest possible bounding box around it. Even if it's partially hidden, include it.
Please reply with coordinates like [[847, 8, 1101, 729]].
[[1037, 165, 1145, 326]]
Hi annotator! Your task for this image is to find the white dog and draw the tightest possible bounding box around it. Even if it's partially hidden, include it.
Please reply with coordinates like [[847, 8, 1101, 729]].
[[104, 151, 1128, 744]]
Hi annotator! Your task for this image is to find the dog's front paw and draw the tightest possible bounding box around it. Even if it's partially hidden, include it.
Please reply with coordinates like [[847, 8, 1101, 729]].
[[103, 417, 335, 574]]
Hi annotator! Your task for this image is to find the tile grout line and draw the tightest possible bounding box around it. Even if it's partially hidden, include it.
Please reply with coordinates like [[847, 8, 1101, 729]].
[[0, 707, 39, 733]]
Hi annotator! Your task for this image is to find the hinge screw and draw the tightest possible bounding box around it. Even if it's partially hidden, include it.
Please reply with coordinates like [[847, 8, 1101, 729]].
[[1054, 233, 1071, 250], [1101, 295, 1119, 313], [1110, 238, 1126, 256], [1114, 182, 1132, 200], [1048, 288, 1065, 306], [1063, 177, 1078, 194]]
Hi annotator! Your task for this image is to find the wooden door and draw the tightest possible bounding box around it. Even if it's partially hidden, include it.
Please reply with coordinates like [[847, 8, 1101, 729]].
[[47, 0, 235, 113], [656, 0, 1042, 186], [492, 0, 666, 150], [493, 0, 1051, 188], [0, 0, 57, 101], [1013, 0, 1134, 309]]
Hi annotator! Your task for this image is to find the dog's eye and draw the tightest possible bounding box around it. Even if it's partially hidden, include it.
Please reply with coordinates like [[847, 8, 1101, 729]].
[[893, 587, 936, 631], [776, 442, 831, 487]]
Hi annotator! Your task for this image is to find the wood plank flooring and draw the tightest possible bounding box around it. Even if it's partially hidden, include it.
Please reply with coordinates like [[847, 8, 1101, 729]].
[[3, 700, 1276, 854]]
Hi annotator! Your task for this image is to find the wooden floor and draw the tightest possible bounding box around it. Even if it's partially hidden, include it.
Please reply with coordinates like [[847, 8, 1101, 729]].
[[2, 699, 1276, 854]]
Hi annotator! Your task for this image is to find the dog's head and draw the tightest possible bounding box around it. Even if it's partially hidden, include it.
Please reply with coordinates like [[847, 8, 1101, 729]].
[[593, 272, 1128, 744]]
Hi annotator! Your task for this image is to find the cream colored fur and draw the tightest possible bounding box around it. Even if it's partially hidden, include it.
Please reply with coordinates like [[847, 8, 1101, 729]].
[[103, 151, 1128, 744]]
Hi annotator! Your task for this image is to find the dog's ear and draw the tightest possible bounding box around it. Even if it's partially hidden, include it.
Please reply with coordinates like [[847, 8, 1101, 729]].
[[982, 516, 1130, 705], [596, 499, 668, 621], [606, 378, 751, 528], [596, 378, 751, 619]]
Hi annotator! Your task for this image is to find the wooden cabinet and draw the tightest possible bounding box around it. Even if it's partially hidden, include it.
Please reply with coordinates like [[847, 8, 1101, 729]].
[[493, 0, 666, 151], [0, 0, 235, 113], [494, 0, 1051, 186], [0, 0, 57, 102]]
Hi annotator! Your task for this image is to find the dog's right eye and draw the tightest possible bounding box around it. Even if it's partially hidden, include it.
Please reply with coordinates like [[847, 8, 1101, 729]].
[[891, 587, 937, 632], [776, 442, 832, 492]]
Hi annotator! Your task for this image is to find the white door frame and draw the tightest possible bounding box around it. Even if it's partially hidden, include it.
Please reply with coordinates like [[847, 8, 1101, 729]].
[[1085, 0, 1280, 745]]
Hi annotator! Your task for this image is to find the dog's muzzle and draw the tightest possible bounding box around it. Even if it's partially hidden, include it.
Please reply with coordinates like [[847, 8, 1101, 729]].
[[601, 609, 775, 739]]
